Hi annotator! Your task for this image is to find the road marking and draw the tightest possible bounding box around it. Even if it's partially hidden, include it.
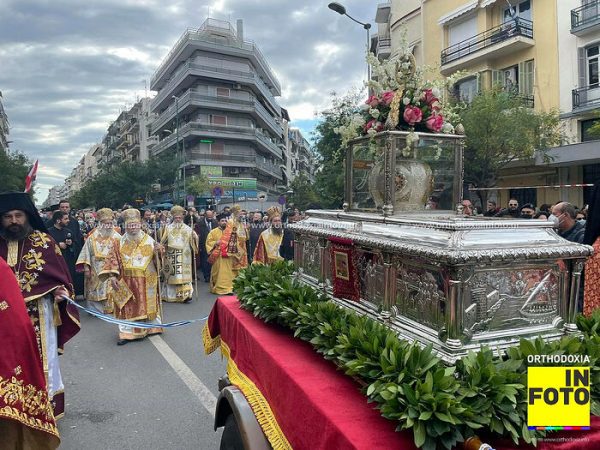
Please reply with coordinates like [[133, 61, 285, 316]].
[[149, 335, 217, 417]]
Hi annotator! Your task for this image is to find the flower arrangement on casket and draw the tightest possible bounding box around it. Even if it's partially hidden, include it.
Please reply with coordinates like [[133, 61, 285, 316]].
[[335, 48, 465, 147]]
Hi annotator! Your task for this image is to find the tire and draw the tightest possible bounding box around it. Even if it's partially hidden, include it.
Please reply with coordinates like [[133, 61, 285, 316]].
[[220, 414, 244, 450]]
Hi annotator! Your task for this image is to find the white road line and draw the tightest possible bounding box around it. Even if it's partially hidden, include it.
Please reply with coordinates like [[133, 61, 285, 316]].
[[149, 335, 217, 417]]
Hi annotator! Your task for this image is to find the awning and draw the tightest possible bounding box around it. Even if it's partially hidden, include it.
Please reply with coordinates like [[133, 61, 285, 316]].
[[438, 0, 479, 25]]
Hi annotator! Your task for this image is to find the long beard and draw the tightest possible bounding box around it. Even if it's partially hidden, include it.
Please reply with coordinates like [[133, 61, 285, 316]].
[[1, 223, 33, 241], [98, 227, 113, 237], [125, 230, 143, 242], [271, 226, 283, 235]]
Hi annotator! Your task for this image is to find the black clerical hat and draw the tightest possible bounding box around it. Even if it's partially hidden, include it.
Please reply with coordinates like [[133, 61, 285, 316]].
[[0, 192, 48, 233]]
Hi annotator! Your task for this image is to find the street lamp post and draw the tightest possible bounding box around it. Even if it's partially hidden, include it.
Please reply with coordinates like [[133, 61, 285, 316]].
[[173, 95, 186, 204], [328, 2, 372, 82]]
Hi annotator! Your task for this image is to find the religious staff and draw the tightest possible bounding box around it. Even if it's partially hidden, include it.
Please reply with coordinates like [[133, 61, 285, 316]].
[[110, 208, 163, 345], [206, 213, 237, 295], [160, 205, 198, 303], [0, 256, 60, 449], [0, 192, 80, 419], [252, 207, 285, 265], [75, 208, 121, 313]]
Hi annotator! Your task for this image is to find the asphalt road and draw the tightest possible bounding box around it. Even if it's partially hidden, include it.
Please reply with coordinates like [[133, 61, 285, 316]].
[[57, 280, 227, 450]]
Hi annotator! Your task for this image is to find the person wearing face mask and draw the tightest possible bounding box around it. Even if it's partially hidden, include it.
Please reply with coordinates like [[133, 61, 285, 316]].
[[552, 202, 585, 244], [76, 208, 122, 313], [519, 203, 536, 219]]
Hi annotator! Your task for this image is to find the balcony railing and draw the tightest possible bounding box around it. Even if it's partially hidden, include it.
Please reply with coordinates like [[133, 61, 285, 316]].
[[572, 84, 600, 110], [441, 18, 533, 66], [572, 1, 600, 32]]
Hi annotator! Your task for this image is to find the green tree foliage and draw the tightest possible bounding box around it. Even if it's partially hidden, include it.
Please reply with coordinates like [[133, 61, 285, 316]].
[[70, 153, 179, 209], [187, 174, 209, 197], [312, 89, 364, 209], [0, 150, 33, 194], [289, 173, 319, 211], [459, 89, 561, 205]]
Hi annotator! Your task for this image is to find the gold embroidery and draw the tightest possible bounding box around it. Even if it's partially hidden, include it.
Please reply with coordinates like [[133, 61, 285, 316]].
[[0, 301, 8, 311], [0, 375, 58, 437], [29, 232, 51, 249], [17, 272, 39, 293], [6, 240, 18, 267], [14, 366, 22, 376], [22, 249, 46, 271], [54, 244, 62, 256]]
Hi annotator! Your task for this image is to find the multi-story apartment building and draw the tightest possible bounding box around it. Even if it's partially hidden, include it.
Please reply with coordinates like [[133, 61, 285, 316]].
[[374, 0, 600, 209], [0, 91, 9, 154], [149, 18, 285, 204]]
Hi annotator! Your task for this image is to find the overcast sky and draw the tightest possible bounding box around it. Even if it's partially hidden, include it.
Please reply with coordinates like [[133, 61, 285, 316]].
[[0, 0, 374, 204]]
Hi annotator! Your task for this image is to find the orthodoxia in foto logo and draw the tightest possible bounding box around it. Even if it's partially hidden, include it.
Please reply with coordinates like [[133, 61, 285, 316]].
[[527, 367, 590, 428]]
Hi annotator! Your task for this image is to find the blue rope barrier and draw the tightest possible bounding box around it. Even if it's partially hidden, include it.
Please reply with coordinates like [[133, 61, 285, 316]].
[[63, 296, 208, 329]]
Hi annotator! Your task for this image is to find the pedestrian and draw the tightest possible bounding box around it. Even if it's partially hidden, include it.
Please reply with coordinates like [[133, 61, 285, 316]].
[[0, 256, 60, 450], [160, 206, 198, 303], [75, 208, 121, 313], [58, 200, 84, 298], [552, 202, 585, 244], [195, 209, 218, 282], [206, 213, 237, 295], [110, 208, 163, 345], [0, 192, 80, 419], [483, 200, 499, 217], [48, 210, 79, 292], [495, 198, 520, 218]]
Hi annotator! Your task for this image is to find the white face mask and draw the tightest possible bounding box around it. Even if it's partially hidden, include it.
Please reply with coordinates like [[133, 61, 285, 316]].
[[548, 214, 560, 227]]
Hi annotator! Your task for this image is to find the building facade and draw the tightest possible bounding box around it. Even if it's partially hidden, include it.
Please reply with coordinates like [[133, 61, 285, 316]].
[[374, 0, 600, 209], [149, 18, 285, 204]]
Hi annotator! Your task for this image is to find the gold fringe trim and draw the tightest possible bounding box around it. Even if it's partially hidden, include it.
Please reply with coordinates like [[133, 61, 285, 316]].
[[221, 341, 293, 450], [202, 322, 221, 355]]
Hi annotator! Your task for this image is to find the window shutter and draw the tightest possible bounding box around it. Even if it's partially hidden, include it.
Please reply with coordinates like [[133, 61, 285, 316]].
[[518, 60, 534, 95], [579, 47, 587, 88]]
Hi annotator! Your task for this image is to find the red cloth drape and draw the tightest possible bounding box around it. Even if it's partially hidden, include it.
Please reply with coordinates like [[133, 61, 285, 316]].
[[206, 296, 600, 449]]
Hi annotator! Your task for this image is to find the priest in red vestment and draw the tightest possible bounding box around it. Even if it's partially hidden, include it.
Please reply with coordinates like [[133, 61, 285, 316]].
[[0, 192, 80, 419], [0, 256, 60, 449]]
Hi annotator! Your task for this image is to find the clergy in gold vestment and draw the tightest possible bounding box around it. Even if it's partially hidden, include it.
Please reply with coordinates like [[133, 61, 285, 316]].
[[227, 204, 248, 271], [108, 208, 163, 345], [76, 208, 121, 313], [206, 213, 237, 295], [160, 205, 198, 303], [252, 206, 284, 265]]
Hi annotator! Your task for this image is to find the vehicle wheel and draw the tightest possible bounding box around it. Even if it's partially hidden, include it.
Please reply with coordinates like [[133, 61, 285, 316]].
[[220, 414, 244, 450]]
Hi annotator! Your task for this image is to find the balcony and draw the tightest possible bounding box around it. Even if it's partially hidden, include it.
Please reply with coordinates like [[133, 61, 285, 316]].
[[150, 20, 281, 95], [572, 1, 600, 36], [440, 18, 534, 74], [572, 85, 600, 111], [377, 37, 391, 59]]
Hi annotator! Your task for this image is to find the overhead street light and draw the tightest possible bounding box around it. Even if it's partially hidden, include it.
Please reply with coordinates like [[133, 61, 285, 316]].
[[328, 2, 372, 82]]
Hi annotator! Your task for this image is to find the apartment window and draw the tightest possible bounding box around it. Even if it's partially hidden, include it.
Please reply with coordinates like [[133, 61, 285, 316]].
[[447, 15, 477, 49], [587, 45, 599, 86], [492, 60, 534, 98], [503, 0, 531, 23], [216, 87, 230, 97], [581, 118, 600, 142], [455, 77, 478, 103], [210, 142, 224, 155], [210, 115, 227, 125]]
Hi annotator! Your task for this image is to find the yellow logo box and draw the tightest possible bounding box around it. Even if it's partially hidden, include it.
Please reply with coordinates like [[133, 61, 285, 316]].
[[527, 367, 590, 427]]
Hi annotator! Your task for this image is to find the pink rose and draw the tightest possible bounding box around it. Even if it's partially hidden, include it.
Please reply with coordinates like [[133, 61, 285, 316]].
[[403, 105, 423, 126], [430, 100, 441, 112], [380, 91, 395, 106], [425, 114, 444, 132], [421, 89, 438, 106], [365, 95, 379, 108], [375, 121, 384, 132], [364, 118, 376, 133]]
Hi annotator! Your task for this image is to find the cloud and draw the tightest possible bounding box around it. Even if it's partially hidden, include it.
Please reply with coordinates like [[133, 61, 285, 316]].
[[0, 0, 373, 203]]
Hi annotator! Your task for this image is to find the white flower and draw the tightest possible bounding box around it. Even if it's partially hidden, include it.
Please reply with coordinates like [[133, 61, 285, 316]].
[[403, 97, 410, 106], [367, 127, 377, 136], [369, 108, 380, 119], [431, 87, 441, 98], [360, 103, 371, 111], [441, 122, 454, 134]]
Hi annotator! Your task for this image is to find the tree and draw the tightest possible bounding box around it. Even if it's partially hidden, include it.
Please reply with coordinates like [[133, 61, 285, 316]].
[[187, 174, 209, 197], [459, 89, 561, 206], [0, 150, 33, 194], [311, 89, 364, 208], [289, 173, 319, 211]]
